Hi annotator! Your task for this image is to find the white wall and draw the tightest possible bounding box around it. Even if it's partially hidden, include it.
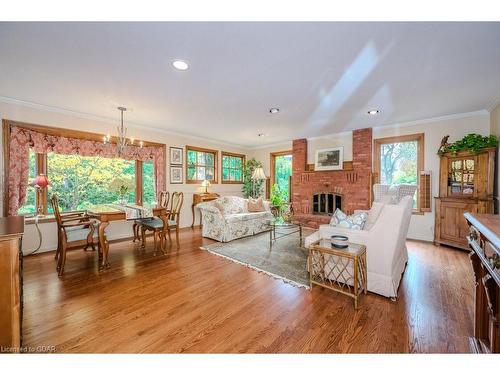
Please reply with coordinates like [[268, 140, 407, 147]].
[[373, 111, 491, 241], [0, 101, 250, 254], [490, 102, 500, 202], [249, 111, 492, 242]]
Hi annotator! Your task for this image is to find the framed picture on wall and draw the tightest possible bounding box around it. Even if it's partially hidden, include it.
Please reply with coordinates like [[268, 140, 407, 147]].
[[315, 147, 344, 171], [170, 147, 183, 165], [170, 166, 183, 184]]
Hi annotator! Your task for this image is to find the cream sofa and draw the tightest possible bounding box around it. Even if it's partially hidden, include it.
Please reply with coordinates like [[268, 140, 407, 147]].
[[304, 196, 413, 298], [198, 196, 274, 242]]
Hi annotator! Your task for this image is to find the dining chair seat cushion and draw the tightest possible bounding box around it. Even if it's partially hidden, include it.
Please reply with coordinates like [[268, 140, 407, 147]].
[[65, 225, 98, 243], [136, 218, 178, 228]]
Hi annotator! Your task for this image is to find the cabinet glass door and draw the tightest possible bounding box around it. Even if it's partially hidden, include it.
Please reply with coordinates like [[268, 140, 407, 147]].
[[449, 157, 475, 196]]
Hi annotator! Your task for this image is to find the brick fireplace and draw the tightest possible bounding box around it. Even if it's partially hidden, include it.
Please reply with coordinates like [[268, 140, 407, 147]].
[[291, 128, 373, 228]]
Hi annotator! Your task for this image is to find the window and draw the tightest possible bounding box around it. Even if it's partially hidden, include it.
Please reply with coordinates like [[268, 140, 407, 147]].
[[18, 150, 37, 215], [142, 160, 156, 205], [374, 133, 424, 211], [270, 151, 293, 201], [17, 152, 160, 215], [46, 153, 136, 213], [186, 146, 218, 183], [221, 152, 245, 183]]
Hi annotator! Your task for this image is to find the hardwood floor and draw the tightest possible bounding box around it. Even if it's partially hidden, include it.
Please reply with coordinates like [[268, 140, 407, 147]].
[[22, 228, 474, 353]]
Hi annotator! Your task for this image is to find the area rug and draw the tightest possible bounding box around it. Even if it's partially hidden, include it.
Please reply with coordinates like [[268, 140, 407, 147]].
[[200, 229, 313, 289]]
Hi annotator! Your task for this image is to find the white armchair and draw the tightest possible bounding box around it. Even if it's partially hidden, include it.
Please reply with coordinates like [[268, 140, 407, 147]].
[[305, 196, 413, 298]]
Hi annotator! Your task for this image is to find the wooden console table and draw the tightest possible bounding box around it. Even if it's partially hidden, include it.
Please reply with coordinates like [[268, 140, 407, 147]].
[[191, 193, 219, 227], [465, 212, 500, 353]]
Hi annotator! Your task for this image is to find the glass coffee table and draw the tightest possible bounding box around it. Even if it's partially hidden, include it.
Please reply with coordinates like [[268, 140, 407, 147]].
[[267, 217, 303, 249]]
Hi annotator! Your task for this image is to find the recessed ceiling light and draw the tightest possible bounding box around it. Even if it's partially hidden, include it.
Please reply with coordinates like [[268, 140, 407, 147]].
[[172, 60, 189, 71], [269, 108, 280, 114], [367, 109, 380, 115]]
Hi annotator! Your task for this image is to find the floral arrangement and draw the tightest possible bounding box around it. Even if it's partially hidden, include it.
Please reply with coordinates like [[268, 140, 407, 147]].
[[108, 177, 134, 203]]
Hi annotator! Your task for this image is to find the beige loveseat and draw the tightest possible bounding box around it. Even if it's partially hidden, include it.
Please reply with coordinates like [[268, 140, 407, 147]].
[[198, 196, 274, 242]]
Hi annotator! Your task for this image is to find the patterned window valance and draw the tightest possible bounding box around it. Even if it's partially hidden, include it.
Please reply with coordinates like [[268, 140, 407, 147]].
[[7, 125, 165, 216]]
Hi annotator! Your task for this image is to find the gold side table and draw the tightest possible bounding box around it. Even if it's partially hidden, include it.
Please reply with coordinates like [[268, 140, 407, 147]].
[[308, 239, 367, 309]]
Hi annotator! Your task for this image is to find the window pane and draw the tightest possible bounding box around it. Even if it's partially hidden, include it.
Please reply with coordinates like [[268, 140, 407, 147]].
[[206, 152, 214, 166], [274, 154, 292, 201], [142, 160, 156, 205], [18, 150, 37, 215], [222, 168, 229, 181], [234, 169, 242, 181], [205, 167, 214, 181], [187, 166, 196, 180], [222, 156, 230, 168], [380, 140, 418, 208], [235, 157, 242, 169], [197, 166, 206, 180], [47, 153, 135, 213], [197, 152, 206, 166], [187, 150, 196, 165]]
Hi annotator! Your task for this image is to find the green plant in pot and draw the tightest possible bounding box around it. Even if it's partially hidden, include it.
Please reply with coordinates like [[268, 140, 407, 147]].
[[438, 133, 498, 155], [270, 184, 290, 221]]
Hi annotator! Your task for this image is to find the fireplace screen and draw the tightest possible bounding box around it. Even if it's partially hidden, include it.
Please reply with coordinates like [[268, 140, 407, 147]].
[[312, 193, 342, 215]]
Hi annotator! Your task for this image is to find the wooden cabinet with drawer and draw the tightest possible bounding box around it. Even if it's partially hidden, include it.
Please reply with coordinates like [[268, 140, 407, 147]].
[[434, 148, 495, 250], [0, 216, 24, 352]]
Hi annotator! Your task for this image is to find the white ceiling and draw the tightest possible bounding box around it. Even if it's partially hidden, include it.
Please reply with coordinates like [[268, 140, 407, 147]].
[[1, 22, 499, 147]]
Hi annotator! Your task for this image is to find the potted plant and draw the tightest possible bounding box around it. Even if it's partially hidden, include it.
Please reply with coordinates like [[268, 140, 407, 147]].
[[270, 184, 291, 220], [438, 133, 498, 155]]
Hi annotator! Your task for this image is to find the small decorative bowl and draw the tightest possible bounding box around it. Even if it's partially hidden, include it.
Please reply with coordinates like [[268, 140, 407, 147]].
[[331, 235, 349, 249]]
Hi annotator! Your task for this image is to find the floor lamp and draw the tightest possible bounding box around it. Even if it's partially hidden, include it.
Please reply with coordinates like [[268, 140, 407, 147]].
[[251, 166, 266, 198]]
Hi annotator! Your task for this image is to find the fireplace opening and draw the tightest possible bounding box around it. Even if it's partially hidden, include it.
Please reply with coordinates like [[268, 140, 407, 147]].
[[312, 193, 342, 215]]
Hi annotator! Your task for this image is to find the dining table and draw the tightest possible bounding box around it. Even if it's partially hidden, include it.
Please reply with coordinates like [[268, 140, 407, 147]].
[[87, 205, 169, 270]]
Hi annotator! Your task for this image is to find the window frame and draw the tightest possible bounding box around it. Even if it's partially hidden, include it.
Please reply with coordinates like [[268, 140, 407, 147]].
[[221, 151, 245, 184], [373, 133, 425, 214], [185, 145, 219, 184], [3, 119, 165, 218]]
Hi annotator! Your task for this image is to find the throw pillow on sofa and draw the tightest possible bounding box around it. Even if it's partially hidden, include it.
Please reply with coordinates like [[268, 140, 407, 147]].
[[329, 208, 368, 230], [248, 197, 265, 212]]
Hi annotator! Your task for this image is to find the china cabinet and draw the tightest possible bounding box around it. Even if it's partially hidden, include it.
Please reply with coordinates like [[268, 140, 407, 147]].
[[434, 148, 495, 250]]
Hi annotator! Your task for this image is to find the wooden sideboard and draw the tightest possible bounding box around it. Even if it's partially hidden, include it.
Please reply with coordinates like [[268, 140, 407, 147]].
[[191, 192, 220, 227], [0, 216, 24, 352], [465, 213, 500, 353]]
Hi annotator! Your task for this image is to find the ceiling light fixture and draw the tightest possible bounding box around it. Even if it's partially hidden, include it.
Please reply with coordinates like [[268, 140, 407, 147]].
[[258, 133, 266, 137], [367, 109, 380, 115], [269, 108, 280, 114], [172, 60, 189, 71], [103, 107, 143, 157]]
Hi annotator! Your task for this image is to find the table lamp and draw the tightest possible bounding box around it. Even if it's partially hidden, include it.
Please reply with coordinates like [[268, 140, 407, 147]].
[[201, 179, 211, 194], [30, 173, 50, 217], [251, 167, 267, 197]]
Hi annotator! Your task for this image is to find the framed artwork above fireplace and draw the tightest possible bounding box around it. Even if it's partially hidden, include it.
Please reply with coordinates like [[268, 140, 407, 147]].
[[314, 147, 344, 171]]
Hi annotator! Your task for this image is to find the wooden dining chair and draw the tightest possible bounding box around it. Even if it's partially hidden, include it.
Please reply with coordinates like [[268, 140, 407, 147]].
[[139, 192, 184, 254], [132, 191, 170, 242], [51, 194, 98, 276], [165, 191, 184, 249]]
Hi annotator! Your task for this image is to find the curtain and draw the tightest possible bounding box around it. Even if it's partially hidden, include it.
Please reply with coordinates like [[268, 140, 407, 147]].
[[7, 126, 165, 215]]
